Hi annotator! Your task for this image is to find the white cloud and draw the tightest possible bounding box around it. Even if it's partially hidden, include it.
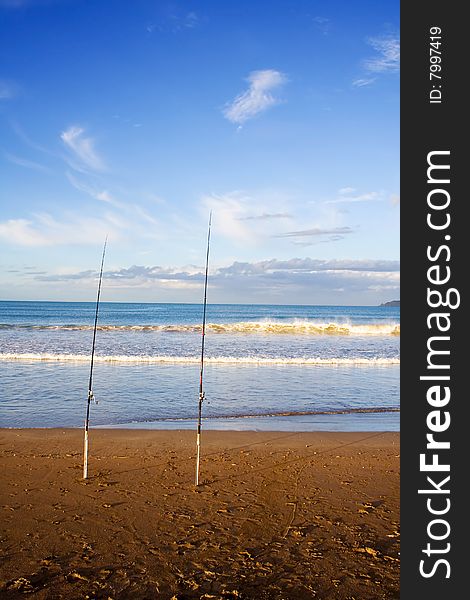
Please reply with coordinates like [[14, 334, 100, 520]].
[[0, 219, 51, 246], [239, 213, 292, 221], [66, 172, 117, 204], [95, 190, 114, 203], [201, 190, 294, 244], [325, 190, 381, 204], [60, 126, 105, 171], [1, 171, 162, 249], [202, 192, 253, 242], [201, 188, 359, 248], [65, 172, 161, 229], [37, 258, 401, 282], [33, 257, 400, 304], [352, 78, 376, 87], [276, 226, 353, 238], [0, 213, 116, 247], [223, 69, 287, 125], [364, 35, 400, 73]]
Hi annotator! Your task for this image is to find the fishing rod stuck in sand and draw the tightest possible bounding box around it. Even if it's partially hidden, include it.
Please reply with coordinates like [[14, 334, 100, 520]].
[[83, 237, 107, 480], [195, 212, 212, 486]]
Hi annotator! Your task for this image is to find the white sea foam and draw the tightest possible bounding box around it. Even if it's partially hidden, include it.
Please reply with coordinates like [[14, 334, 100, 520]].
[[0, 352, 400, 366]]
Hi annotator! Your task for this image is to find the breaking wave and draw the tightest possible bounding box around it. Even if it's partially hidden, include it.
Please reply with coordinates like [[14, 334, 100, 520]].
[[0, 352, 400, 366], [0, 320, 400, 336]]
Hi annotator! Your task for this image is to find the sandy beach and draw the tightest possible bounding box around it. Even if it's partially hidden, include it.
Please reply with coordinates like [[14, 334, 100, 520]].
[[0, 429, 399, 599]]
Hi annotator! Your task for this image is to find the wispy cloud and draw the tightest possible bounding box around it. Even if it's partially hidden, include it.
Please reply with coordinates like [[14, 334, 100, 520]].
[[325, 189, 381, 204], [146, 10, 200, 34], [201, 191, 294, 243], [313, 16, 330, 35], [353, 34, 399, 87], [0, 213, 116, 247], [66, 171, 117, 204], [183, 11, 198, 29], [202, 192, 254, 242], [364, 35, 400, 73], [60, 126, 105, 171], [111, 113, 144, 128], [3, 152, 51, 173], [0, 79, 18, 99], [0, 199, 164, 249], [276, 226, 353, 238], [201, 189, 355, 248], [352, 78, 376, 88], [10, 121, 54, 156], [238, 212, 292, 221], [0, 219, 51, 246], [223, 69, 287, 125], [65, 171, 160, 228]]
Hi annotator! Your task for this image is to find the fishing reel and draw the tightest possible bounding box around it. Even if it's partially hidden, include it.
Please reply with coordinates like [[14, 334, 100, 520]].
[[199, 391, 205, 403], [88, 389, 99, 405]]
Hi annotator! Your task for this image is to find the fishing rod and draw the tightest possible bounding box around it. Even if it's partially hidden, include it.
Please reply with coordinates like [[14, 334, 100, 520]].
[[83, 237, 107, 480], [195, 212, 212, 486]]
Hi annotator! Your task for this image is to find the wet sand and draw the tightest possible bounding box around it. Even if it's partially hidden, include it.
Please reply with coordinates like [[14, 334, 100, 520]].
[[0, 429, 399, 599]]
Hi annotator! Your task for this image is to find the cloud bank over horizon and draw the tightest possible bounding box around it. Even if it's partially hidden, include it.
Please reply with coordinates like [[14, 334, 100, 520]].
[[7, 257, 400, 305]]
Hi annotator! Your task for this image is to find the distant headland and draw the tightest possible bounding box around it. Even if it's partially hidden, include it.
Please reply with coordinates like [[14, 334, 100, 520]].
[[380, 300, 400, 307]]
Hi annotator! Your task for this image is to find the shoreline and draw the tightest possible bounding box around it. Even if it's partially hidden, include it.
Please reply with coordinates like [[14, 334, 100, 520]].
[[1, 408, 400, 432], [0, 429, 399, 599]]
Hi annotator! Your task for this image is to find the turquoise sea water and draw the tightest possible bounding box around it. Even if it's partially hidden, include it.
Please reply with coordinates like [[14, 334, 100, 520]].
[[0, 301, 399, 431]]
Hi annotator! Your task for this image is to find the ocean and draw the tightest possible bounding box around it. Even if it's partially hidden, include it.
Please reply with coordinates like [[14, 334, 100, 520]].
[[0, 301, 399, 431]]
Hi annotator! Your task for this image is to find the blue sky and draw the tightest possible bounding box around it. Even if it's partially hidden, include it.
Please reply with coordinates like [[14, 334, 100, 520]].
[[0, 0, 399, 304]]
